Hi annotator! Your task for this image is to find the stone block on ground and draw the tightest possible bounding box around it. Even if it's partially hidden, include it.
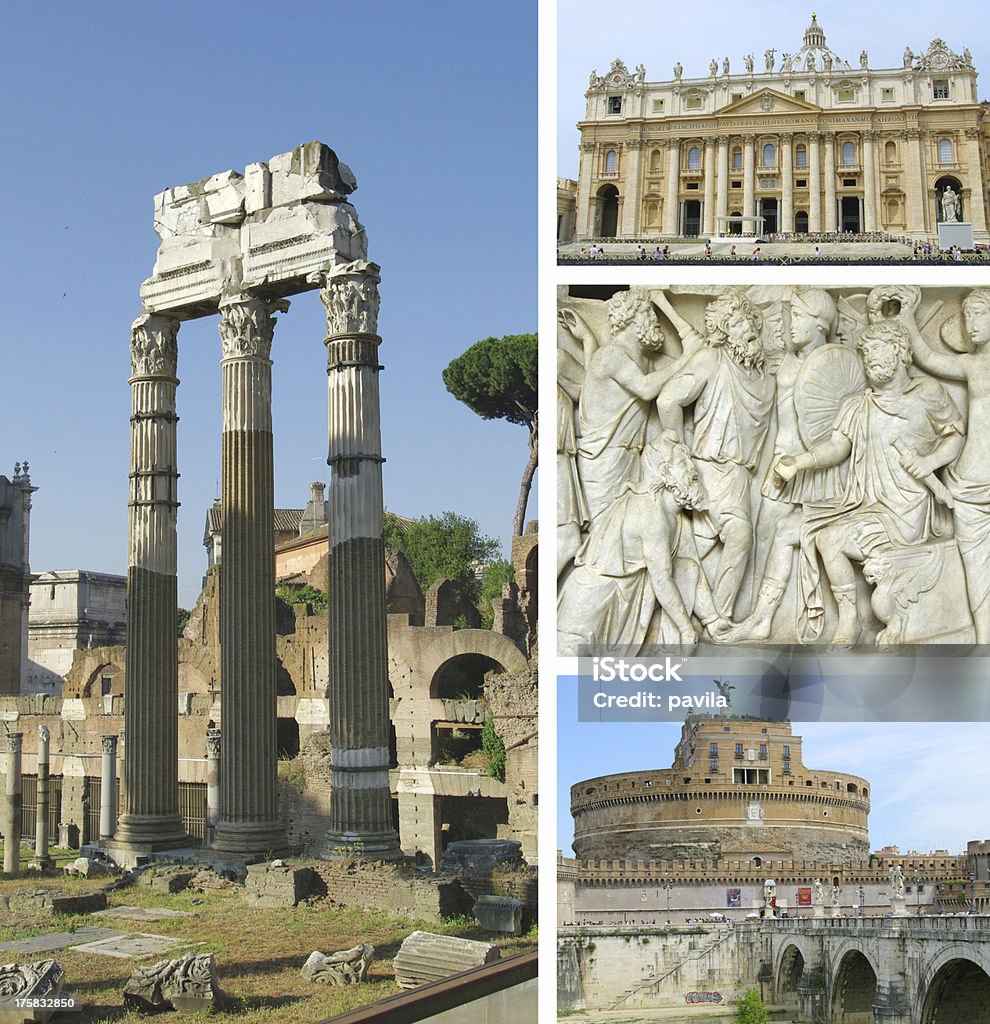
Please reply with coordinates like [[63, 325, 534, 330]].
[[300, 944, 374, 985], [139, 867, 195, 895], [123, 953, 223, 1012], [0, 959, 64, 1024], [242, 861, 315, 907], [65, 857, 113, 878], [393, 931, 499, 989], [5, 891, 108, 916], [472, 895, 523, 935]]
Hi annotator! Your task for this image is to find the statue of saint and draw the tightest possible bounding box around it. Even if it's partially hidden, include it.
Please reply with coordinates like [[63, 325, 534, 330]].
[[764, 48, 775, 72], [941, 185, 961, 222], [744, 53, 754, 74], [710, 58, 718, 78], [674, 61, 683, 80], [723, 57, 730, 77], [903, 46, 914, 67], [860, 49, 869, 69]]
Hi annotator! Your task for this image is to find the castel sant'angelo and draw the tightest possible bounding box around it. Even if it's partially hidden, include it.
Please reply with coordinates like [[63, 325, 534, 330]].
[[559, 715, 966, 923]]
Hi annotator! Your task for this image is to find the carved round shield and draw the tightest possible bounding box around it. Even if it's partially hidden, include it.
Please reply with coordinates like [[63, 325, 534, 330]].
[[793, 344, 866, 449]]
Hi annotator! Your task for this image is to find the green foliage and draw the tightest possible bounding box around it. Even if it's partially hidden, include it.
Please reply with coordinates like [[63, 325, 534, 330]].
[[442, 334, 537, 429], [177, 607, 191, 637], [482, 711, 506, 782], [477, 558, 515, 629], [276, 583, 327, 614], [734, 987, 770, 1024], [391, 511, 500, 602], [383, 511, 408, 551]]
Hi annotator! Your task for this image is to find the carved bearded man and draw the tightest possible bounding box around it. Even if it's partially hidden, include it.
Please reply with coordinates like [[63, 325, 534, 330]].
[[775, 320, 964, 644], [658, 292, 775, 621]]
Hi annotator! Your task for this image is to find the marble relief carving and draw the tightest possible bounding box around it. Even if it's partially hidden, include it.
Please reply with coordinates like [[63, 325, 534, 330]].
[[557, 285, 990, 653]]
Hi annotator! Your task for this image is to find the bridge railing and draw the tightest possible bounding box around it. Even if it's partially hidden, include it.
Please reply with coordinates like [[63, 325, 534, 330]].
[[761, 914, 990, 935]]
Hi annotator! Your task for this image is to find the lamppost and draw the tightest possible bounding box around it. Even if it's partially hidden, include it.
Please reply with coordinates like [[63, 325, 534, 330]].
[[661, 882, 673, 926], [858, 884, 865, 918], [910, 876, 925, 916]]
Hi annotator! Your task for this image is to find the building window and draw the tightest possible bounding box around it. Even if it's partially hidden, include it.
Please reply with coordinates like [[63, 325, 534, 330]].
[[686, 95, 702, 110], [782, 746, 790, 759], [794, 90, 806, 101], [939, 138, 954, 164], [608, 95, 622, 114], [842, 141, 856, 166], [710, 760, 719, 772], [710, 742, 718, 756], [933, 79, 949, 100], [759, 744, 768, 760], [604, 150, 617, 174], [731, 180, 742, 188], [796, 179, 807, 188], [733, 767, 770, 784], [795, 144, 807, 168], [101, 676, 113, 696], [838, 87, 856, 103], [882, 87, 895, 102], [762, 143, 776, 167], [842, 177, 857, 186], [735, 743, 744, 758], [783, 762, 791, 774], [652, 98, 664, 112], [732, 148, 742, 170], [688, 146, 701, 170]]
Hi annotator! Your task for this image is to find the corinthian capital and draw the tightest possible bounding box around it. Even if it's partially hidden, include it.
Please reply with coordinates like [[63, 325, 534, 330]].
[[206, 727, 221, 759], [130, 314, 179, 378], [321, 260, 382, 336], [6, 732, 22, 753], [218, 295, 290, 359]]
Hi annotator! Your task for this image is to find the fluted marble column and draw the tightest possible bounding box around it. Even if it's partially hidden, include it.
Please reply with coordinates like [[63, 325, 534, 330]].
[[702, 140, 717, 235], [780, 134, 794, 233], [823, 133, 837, 232], [115, 314, 186, 850], [210, 295, 289, 859], [206, 727, 220, 843], [663, 141, 680, 235], [964, 129, 989, 235], [621, 140, 644, 236], [809, 133, 823, 231], [575, 142, 597, 239], [32, 725, 53, 870], [3, 732, 22, 875], [904, 130, 927, 235], [322, 260, 401, 860], [100, 735, 117, 841], [863, 131, 878, 231], [743, 136, 755, 230]]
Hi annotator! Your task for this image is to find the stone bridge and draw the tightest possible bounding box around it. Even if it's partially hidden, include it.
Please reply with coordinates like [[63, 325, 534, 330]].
[[764, 915, 990, 1023]]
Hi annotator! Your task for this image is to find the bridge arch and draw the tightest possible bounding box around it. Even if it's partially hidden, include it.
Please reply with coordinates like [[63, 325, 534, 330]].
[[919, 944, 990, 1023], [829, 946, 878, 1024], [776, 942, 807, 1008]]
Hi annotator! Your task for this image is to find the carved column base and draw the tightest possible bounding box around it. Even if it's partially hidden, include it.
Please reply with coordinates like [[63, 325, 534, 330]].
[[209, 820, 290, 860], [113, 813, 188, 852], [323, 826, 403, 861]]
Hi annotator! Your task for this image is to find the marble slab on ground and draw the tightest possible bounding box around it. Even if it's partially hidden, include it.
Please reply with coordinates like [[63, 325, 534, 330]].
[[92, 906, 195, 922], [0, 927, 123, 955], [69, 932, 180, 958]]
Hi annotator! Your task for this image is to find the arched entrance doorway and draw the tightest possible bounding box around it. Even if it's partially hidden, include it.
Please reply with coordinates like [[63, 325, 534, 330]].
[[728, 210, 743, 235], [831, 950, 877, 1023], [597, 185, 619, 237], [921, 959, 990, 1023], [795, 210, 809, 234], [759, 197, 778, 234]]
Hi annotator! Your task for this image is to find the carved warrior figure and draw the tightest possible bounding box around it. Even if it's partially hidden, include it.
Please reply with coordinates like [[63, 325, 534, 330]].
[[659, 291, 775, 621], [903, 289, 990, 642], [775, 319, 963, 644], [941, 185, 961, 223], [557, 442, 728, 655], [722, 289, 848, 642]]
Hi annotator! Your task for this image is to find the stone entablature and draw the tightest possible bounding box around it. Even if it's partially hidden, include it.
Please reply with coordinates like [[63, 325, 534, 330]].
[[575, 20, 987, 240]]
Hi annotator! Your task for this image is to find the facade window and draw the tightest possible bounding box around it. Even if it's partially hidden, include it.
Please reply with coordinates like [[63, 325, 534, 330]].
[[608, 95, 622, 114], [783, 746, 790, 759], [783, 762, 791, 774], [732, 148, 742, 170], [652, 98, 664, 112], [843, 177, 857, 186], [688, 146, 701, 170], [604, 150, 617, 174], [933, 79, 949, 100], [759, 743, 768, 760], [882, 87, 895, 102], [733, 767, 770, 785], [735, 743, 744, 758], [842, 141, 856, 166], [796, 179, 807, 188], [709, 742, 718, 756], [731, 181, 742, 188], [795, 144, 807, 168], [101, 676, 113, 696], [686, 95, 702, 110], [838, 87, 856, 103], [939, 138, 954, 164], [731, 92, 743, 103], [794, 90, 806, 100], [710, 760, 719, 772], [762, 143, 776, 167]]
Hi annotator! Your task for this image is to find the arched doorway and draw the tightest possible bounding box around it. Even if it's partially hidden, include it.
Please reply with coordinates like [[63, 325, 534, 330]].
[[921, 959, 990, 1023], [935, 175, 964, 223], [729, 210, 743, 235], [597, 185, 619, 237], [840, 196, 861, 232], [830, 950, 877, 1023], [683, 199, 701, 236], [795, 210, 809, 234]]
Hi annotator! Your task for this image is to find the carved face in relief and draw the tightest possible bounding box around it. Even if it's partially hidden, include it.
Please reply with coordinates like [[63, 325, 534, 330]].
[[608, 291, 664, 353], [963, 292, 990, 348], [860, 323, 911, 385], [790, 290, 836, 353], [647, 442, 707, 511]]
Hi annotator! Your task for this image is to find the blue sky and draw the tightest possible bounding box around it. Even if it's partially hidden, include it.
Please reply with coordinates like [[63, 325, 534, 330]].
[[557, 0, 990, 178], [557, 682, 990, 858], [1, 1, 536, 607]]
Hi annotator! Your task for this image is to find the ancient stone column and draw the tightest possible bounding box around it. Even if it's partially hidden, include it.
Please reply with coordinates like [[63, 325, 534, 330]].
[[575, 142, 597, 239], [904, 130, 927, 236], [702, 140, 716, 236], [808, 132, 823, 231], [322, 261, 401, 859], [863, 130, 878, 232], [621, 140, 644, 236], [780, 133, 794, 233], [32, 724, 53, 870], [823, 133, 837, 232], [114, 314, 187, 852], [3, 732, 22, 875], [663, 141, 680, 234], [100, 735, 117, 842], [963, 129, 989, 234], [716, 137, 729, 230], [742, 136, 756, 229], [205, 727, 220, 843], [210, 295, 289, 859]]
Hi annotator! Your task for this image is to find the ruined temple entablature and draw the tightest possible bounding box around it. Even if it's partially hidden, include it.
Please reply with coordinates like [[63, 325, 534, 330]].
[[141, 141, 367, 318]]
